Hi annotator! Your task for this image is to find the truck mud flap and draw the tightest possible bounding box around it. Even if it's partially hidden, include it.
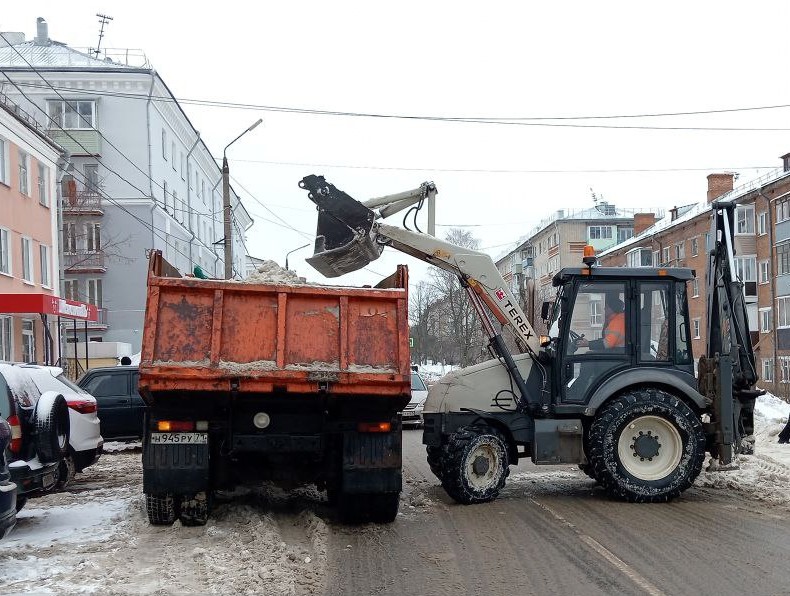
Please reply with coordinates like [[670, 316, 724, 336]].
[[143, 441, 210, 494], [342, 431, 401, 494]]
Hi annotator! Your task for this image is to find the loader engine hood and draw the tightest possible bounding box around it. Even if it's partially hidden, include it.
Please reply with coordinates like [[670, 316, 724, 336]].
[[422, 354, 542, 414]]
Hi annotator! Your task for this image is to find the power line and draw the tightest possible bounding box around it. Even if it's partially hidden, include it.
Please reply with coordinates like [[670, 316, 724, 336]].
[[9, 80, 790, 130]]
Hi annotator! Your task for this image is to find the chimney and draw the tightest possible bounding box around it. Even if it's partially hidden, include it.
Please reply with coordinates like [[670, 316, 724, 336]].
[[34, 17, 49, 46], [782, 152, 790, 173], [707, 173, 735, 203], [0, 32, 25, 48], [670, 206, 679, 221], [633, 213, 656, 235]]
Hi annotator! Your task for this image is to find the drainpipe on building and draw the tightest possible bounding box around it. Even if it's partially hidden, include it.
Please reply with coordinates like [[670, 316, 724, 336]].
[[55, 150, 72, 366], [145, 72, 157, 248], [760, 187, 778, 388], [185, 134, 201, 269]]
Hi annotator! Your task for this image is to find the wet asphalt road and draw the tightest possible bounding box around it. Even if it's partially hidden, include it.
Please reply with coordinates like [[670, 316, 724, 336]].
[[325, 429, 790, 596]]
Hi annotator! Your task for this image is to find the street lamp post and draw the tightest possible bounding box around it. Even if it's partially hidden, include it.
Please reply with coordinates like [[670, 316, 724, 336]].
[[222, 118, 262, 279], [285, 243, 310, 270]]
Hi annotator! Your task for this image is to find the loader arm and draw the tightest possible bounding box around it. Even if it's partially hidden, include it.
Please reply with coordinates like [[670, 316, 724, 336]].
[[299, 174, 544, 413]]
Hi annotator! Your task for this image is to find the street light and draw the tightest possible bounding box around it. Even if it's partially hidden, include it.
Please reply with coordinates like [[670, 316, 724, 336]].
[[222, 118, 263, 279], [285, 243, 310, 271]]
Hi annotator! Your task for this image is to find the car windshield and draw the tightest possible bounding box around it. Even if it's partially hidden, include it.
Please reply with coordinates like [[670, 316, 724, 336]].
[[411, 373, 426, 391], [29, 369, 86, 395]]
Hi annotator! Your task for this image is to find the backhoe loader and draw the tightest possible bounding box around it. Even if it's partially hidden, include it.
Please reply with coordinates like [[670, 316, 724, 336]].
[[300, 175, 760, 504]]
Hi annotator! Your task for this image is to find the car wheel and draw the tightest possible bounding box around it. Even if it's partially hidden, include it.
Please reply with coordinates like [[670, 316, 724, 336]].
[[55, 454, 76, 490], [35, 394, 70, 464], [146, 492, 179, 525], [440, 425, 510, 505], [588, 388, 705, 503]]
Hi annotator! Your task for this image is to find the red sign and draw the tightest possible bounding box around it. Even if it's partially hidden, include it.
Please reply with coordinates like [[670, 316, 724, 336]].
[[0, 293, 98, 321]]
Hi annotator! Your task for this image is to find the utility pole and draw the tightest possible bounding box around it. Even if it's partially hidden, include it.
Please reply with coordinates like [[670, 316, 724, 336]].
[[221, 119, 262, 279]]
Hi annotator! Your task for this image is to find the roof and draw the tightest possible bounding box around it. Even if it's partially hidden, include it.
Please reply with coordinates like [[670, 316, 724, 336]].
[[0, 40, 143, 70], [552, 266, 695, 286]]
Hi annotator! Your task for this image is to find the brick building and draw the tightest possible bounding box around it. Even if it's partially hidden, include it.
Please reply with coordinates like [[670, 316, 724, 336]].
[[599, 157, 790, 395]]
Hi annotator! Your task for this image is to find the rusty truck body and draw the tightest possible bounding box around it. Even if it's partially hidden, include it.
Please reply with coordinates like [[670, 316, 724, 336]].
[[138, 251, 411, 524]]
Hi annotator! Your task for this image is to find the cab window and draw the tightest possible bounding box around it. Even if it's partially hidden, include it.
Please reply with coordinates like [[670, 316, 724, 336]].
[[638, 282, 671, 361], [566, 282, 627, 356]]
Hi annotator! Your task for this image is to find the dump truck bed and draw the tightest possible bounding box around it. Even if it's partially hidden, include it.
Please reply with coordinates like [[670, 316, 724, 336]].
[[139, 252, 411, 399]]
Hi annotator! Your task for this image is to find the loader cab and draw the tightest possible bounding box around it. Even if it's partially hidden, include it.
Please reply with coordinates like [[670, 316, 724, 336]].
[[546, 267, 695, 407]]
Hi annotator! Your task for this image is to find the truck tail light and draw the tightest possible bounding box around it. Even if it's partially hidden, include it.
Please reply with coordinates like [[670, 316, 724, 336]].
[[68, 399, 97, 414], [7, 415, 22, 454], [157, 420, 195, 432], [358, 422, 392, 433]]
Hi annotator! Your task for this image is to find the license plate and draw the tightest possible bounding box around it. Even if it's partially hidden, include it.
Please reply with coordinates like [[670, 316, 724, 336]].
[[150, 433, 208, 445]]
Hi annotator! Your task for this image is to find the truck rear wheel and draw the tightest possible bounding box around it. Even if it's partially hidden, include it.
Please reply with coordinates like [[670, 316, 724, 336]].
[[588, 388, 705, 503], [146, 493, 179, 525], [441, 425, 509, 505], [179, 492, 210, 526]]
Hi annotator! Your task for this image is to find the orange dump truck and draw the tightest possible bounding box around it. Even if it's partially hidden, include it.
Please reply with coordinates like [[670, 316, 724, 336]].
[[138, 251, 411, 525]]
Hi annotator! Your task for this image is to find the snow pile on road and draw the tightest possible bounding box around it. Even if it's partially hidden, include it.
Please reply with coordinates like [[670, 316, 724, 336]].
[[696, 393, 790, 505], [243, 260, 309, 285]]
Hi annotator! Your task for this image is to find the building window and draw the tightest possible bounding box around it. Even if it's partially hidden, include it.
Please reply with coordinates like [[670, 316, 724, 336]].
[[662, 247, 670, 264], [63, 223, 77, 254], [781, 357, 790, 383], [37, 163, 48, 207], [589, 295, 603, 327], [778, 296, 790, 327], [763, 358, 774, 382], [675, 242, 685, 261], [758, 211, 768, 236], [759, 259, 770, 284], [46, 100, 96, 129], [86, 223, 101, 253], [180, 153, 185, 180], [64, 279, 79, 301], [22, 319, 35, 363], [692, 318, 701, 339], [87, 278, 103, 307], [705, 232, 712, 251], [21, 237, 33, 282], [617, 227, 633, 243], [690, 237, 698, 257], [626, 248, 652, 267], [778, 197, 790, 224], [0, 137, 7, 185], [691, 278, 699, 297], [39, 245, 50, 287], [735, 204, 755, 234], [652, 250, 659, 267], [171, 141, 176, 170], [760, 308, 772, 333], [18, 150, 29, 195], [201, 180, 206, 206], [588, 226, 612, 240], [0, 228, 9, 275], [734, 255, 757, 298], [84, 164, 100, 193], [163, 181, 169, 211], [173, 191, 181, 222], [0, 316, 11, 361], [780, 242, 790, 276], [162, 129, 167, 159]]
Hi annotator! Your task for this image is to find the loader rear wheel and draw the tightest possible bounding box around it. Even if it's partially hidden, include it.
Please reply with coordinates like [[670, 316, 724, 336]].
[[588, 388, 705, 503], [441, 425, 509, 505]]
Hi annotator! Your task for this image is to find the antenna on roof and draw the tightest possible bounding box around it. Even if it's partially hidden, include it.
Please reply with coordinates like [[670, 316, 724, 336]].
[[590, 187, 599, 204], [90, 13, 113, 59]]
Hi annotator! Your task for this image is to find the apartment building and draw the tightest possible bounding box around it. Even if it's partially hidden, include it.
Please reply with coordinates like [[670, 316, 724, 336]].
[[599, 161, 790, 395], [0, 18, 254, 351], [496, 202, 660, 331]]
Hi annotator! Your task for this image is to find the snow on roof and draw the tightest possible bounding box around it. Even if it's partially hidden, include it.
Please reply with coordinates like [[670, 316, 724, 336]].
[[0, 41, 143, 70]]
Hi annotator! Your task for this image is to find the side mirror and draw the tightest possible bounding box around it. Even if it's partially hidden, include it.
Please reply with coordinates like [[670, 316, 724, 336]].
[[541, 301, 554, 321]]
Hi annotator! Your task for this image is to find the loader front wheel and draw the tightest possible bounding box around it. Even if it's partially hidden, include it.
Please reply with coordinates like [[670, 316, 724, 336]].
[[441, 425, 509, 505], [588, 388, 705, 503]]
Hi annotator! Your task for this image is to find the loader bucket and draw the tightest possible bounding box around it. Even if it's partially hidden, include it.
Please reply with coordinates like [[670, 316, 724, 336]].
[[299, 175, 383, 277]]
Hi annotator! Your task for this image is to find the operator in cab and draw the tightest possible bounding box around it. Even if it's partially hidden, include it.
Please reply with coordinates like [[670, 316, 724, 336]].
[[576, 291, 625, 351]]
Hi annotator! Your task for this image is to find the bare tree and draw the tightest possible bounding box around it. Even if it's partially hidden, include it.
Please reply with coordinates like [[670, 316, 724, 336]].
[[409, 280, 438, 365]]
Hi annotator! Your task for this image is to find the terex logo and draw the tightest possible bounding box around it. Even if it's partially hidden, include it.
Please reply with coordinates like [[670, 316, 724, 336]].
[[495, 289, 506, 301]]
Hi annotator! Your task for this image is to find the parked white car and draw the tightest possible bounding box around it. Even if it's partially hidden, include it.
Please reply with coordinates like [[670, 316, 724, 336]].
[[20, 365, 103, 488], [402, 372, 429, 427]]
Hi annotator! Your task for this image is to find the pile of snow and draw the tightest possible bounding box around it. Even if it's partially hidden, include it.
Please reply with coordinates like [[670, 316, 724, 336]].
[[243, 260, 308, 285], [416, 361, 459, 385]]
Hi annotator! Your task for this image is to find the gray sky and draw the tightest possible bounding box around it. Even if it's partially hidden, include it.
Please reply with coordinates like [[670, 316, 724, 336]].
[[5, 2, 790, 286]]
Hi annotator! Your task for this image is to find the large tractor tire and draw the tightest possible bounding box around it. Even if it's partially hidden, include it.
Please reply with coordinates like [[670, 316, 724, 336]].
[[35, 393, 70, 464], [146, 493, 179, 525], [588, 388, 705, 503], [440, 425, 510, 505]]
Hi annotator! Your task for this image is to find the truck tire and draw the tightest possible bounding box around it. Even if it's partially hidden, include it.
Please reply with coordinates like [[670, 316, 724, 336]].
[[146, 493, 179, 525], [426, 445, 445, 481], [35, 394, 70, 464], [440, 425, 509, 505], [179, 492, 210, 526], [588, 388, 705, 503]]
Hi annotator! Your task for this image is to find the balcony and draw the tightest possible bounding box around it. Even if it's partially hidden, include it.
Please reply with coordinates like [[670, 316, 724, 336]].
[[63, 251, 106, 273], [62, 185, 104, 215]]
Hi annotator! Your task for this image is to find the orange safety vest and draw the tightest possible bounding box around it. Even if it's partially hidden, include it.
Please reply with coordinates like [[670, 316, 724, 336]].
[[603, 312, 626, 348]]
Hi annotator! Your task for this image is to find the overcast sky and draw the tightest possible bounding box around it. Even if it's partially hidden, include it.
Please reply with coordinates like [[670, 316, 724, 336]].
[[5, 2, 790, 287]]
